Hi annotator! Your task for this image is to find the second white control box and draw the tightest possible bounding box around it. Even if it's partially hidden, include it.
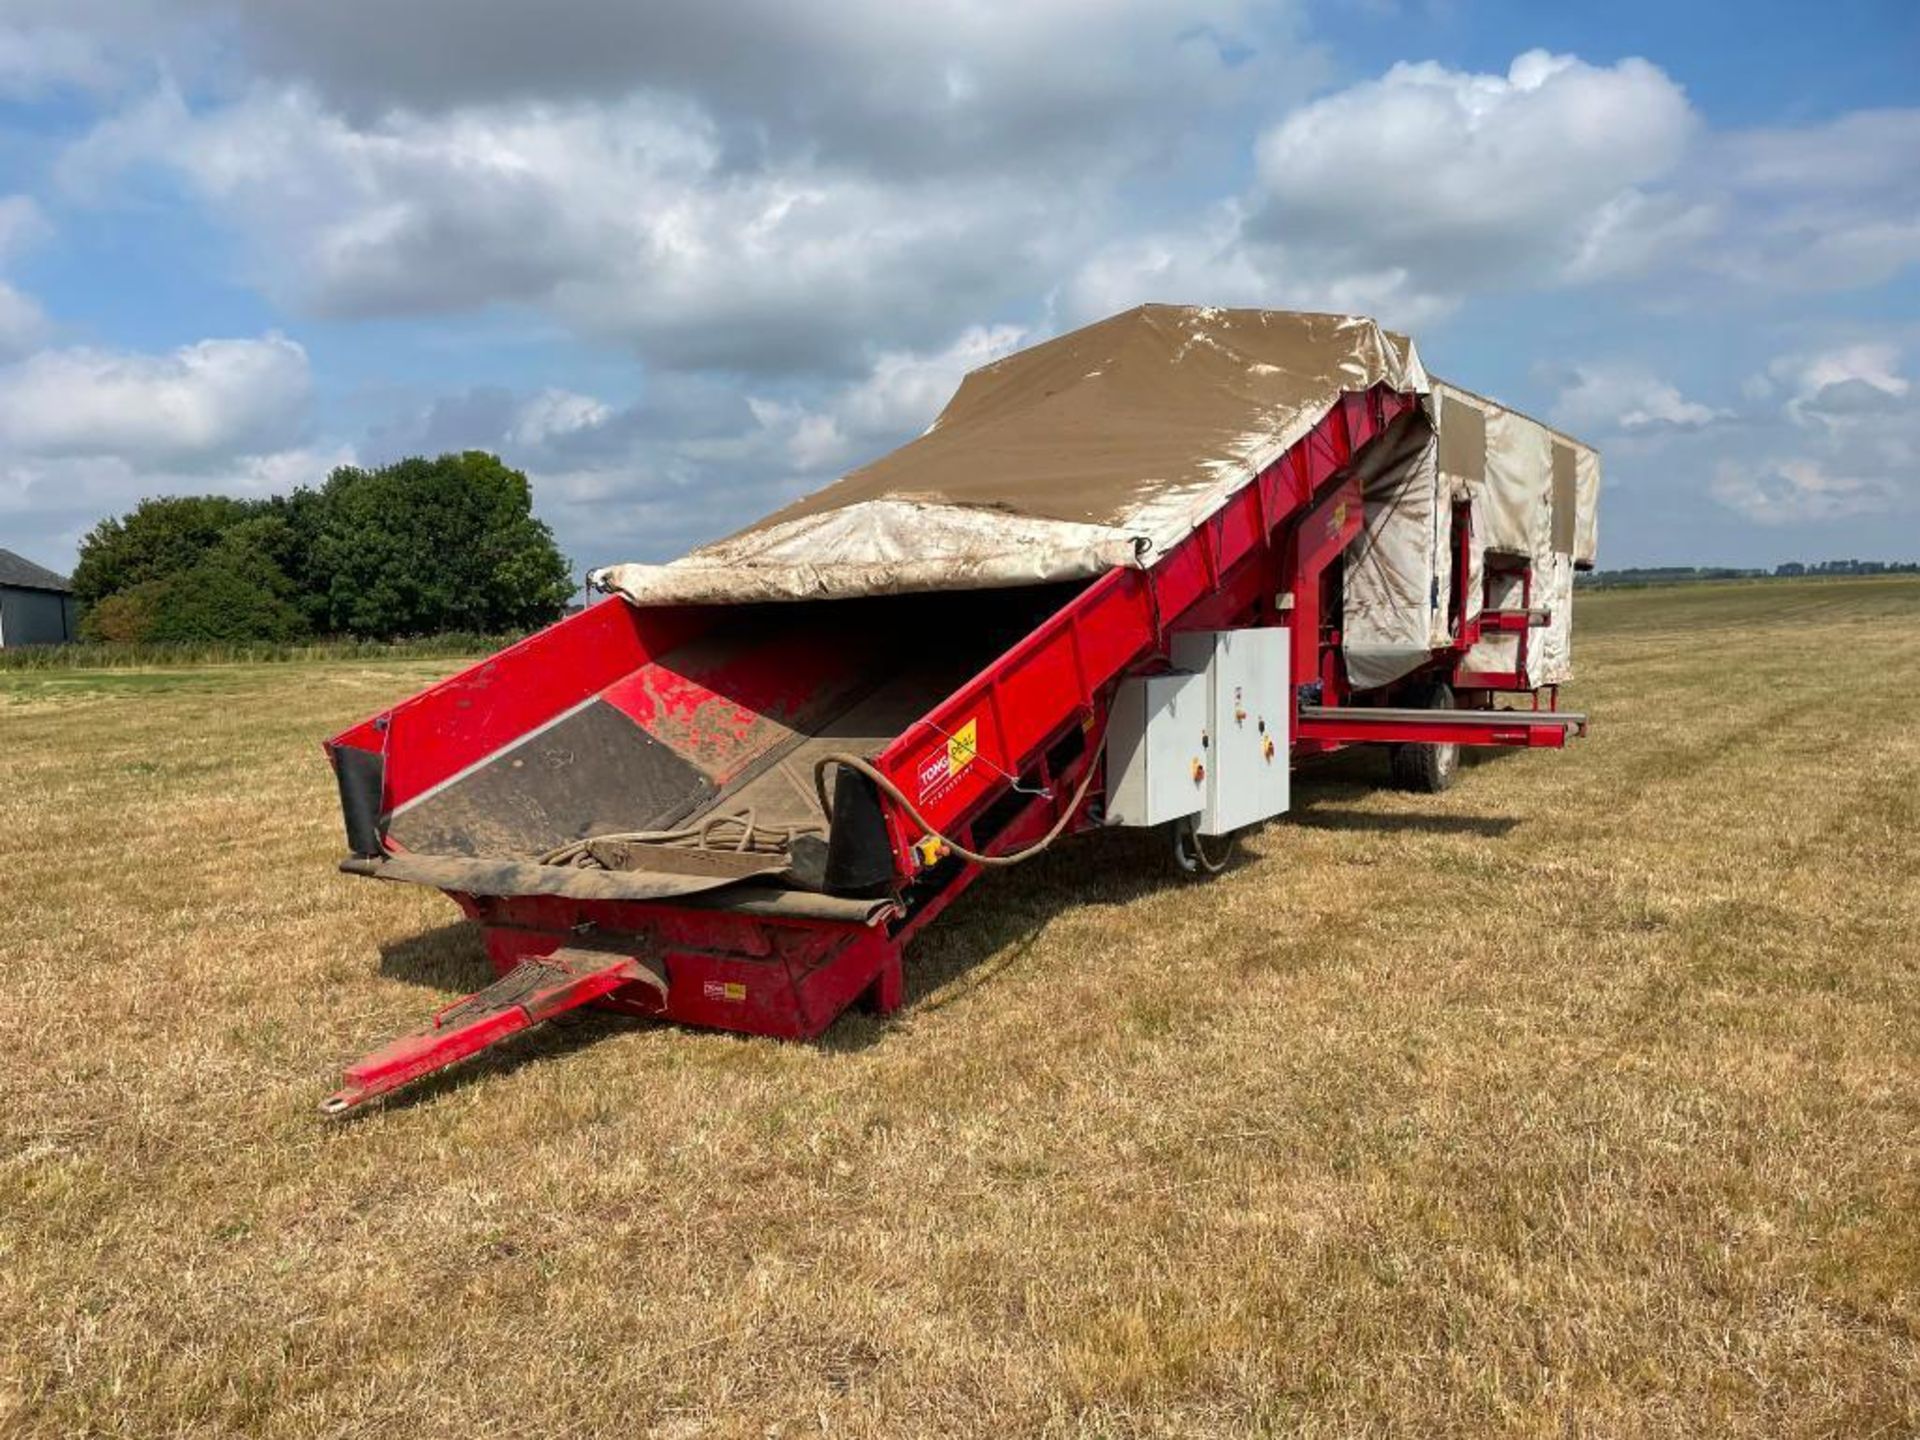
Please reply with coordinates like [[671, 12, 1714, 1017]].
[[1168, 627, 1291, 835]]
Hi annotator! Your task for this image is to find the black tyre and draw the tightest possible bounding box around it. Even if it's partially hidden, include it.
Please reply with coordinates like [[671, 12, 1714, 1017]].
[[1170, 814, 1236, 877], [1388, 681, 1459, 793]]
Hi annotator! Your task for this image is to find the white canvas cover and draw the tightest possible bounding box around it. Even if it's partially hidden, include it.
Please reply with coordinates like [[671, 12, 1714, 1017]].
[[1340, 414, 1447, 690], [1426, 383, 1596, 686], [592, 305, 1428, 606], [1344, 380, 1598, 690]]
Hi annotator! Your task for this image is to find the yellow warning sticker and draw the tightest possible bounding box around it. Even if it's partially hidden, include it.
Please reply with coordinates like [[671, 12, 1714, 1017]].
[[947, 719, 979, 775], [918, 716, 982, 802]]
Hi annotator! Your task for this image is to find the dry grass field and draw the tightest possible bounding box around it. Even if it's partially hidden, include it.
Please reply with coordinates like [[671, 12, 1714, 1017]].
[[4, 577, 1917, 1438]]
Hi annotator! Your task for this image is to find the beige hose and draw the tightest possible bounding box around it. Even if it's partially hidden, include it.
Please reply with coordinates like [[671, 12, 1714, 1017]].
[[812, 726, 1104, 868]]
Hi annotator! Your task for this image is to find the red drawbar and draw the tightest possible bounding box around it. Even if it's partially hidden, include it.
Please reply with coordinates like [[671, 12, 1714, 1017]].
[[319, 950, 650, 1114]]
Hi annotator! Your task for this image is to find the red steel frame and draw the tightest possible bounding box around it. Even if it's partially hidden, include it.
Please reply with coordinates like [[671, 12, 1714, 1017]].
[[322, 382, 1585, 1106]]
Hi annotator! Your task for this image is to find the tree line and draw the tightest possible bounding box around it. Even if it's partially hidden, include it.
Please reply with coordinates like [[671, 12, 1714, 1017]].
[[73, 452, 576, 643], [1577, 560, 1919, 589]]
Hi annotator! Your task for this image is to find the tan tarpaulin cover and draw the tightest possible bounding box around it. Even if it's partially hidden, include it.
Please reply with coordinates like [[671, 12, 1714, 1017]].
[[592, 305, 1428, 605]]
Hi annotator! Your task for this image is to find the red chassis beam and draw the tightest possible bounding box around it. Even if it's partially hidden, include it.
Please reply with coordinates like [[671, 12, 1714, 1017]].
[[1295, 705, 1587, 748]]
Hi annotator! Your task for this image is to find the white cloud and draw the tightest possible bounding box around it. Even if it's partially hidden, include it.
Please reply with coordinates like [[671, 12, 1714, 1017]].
[[0, 333, 311, 463], [1711, 459, 1901, 526], [507, 389, 612, 448], [46, 6, 1323, 380], [1550, 364, 1726, 436], [1710, 109, 1920, 290], [0, 281, 47, 361], [838, 324, 1028, 436], [1249, 51, 1702, 300], [170, 0, 1311, 176], [747, 323, 1029, 472], [0, 23, 122, 100], [1709, 341, 1917, 527], [65, 86, 1081, 374], [1061, 217, 1453, 332], [1766, 344, 1910, 426], [0, 443, 352, 576], [1060, 50, 1712, 330], [59, 40, 1920, 407]]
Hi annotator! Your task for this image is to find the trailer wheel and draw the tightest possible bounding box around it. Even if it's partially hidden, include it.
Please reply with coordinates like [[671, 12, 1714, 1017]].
[[1388, 682, 1459, 793], [1170, 814, 1235, 877]]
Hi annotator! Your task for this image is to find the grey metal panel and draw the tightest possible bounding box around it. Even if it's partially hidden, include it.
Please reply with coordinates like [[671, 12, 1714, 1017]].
[[1103, 671, 1207, 828]]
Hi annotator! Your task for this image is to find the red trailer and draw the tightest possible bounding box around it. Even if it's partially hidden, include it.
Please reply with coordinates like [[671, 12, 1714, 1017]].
[[321, 306, 1595, 1113]]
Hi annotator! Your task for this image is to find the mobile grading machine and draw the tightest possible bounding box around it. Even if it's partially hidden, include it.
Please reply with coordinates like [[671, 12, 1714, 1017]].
[[320, 305, 1599, 1113]]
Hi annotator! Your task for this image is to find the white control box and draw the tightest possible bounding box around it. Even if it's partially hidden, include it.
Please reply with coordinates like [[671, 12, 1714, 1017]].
[[1103, 671, 1208, 827], [1169, 627, 1291, 835]]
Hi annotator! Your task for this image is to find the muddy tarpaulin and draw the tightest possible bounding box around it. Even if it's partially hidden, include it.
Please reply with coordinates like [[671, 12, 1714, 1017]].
[[592, 305, 1429, 605], [341, 853, 896, 922]]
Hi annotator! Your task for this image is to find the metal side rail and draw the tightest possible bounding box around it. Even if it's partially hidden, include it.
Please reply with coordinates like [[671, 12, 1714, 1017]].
[[321, 947, 661, 1115], [1296, 705, 1588, 748]]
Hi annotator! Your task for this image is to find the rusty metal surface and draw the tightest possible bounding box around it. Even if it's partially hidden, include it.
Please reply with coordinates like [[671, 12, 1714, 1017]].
[[598, 605, 895, 783], [707, 656, 980, 831]]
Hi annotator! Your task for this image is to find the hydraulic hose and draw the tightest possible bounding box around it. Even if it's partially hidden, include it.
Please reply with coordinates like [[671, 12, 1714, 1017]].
[[812, 721, 1105, 869]]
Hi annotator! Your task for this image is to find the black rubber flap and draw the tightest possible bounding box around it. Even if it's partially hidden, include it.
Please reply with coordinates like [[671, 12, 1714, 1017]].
[[824, 766, 893, 897], [333, 744, 387, 858]]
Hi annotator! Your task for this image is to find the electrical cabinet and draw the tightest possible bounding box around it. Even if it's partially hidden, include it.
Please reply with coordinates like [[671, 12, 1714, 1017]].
[[1102, 671, 1208, 827], [1169, 627, 1290, 835]]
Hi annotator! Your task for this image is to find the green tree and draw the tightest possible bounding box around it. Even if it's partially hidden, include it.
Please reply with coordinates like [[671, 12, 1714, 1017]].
[[311, 452, 573, 637], [78, 585, 161, 643], [141, 561, 311, 643], [70, 495, 262, 607], [75, 506, 313, 643], [259, 487, 332, 631]]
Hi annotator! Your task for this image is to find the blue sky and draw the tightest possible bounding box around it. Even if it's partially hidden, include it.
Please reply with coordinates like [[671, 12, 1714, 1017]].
[[0, 0, 1915, 578]]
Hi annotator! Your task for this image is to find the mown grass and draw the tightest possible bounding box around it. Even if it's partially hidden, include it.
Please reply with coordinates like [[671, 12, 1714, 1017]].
[[3, 578, 1916, 1437]]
